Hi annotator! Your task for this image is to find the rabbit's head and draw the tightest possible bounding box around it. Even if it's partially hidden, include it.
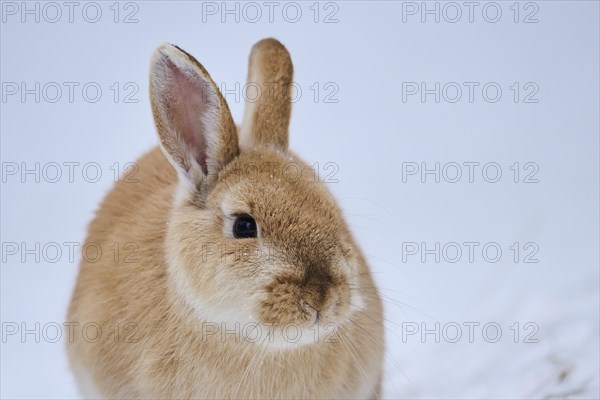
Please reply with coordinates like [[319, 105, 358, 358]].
[[150, 39, 366, 348]]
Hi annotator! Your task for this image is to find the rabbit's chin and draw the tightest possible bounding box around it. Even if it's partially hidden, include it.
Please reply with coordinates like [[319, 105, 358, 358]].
[[198, 317, 351, 350]]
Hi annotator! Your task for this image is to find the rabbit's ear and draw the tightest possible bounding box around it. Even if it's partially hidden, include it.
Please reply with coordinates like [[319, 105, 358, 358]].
[[150, 44, 238, 194], [239, 38, 293, 152]]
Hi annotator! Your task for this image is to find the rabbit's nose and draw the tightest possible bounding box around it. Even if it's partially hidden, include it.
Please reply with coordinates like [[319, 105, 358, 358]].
[[300, 299, 320, 325]]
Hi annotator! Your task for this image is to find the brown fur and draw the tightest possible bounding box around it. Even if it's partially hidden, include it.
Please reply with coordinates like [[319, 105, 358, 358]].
[[67, 38, 384, 399], [240, 38, 293, 151]]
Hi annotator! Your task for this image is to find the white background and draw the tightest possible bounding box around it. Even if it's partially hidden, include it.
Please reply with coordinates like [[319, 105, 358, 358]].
[[1, 1, 599, 398]]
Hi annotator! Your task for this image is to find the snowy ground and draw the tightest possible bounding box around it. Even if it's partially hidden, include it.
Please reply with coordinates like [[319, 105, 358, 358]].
[[1, 1, 598, 399]]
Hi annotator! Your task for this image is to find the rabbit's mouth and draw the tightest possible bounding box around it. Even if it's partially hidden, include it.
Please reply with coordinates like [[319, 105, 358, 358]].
[[241, 267, 365, 349], [260, 274, 347, 326]]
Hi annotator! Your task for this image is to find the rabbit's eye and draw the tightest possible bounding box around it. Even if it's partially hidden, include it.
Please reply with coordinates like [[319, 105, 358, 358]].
[[233, 215, 257, 239]]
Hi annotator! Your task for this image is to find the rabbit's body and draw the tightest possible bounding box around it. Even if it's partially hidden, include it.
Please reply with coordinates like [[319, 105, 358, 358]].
[[67, 39, 384, 399]]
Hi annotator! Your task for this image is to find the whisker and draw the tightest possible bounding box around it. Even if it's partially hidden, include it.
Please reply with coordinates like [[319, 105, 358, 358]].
[[338, 329, 373, 396], [349, 285, 438, 321], [347, 314, 409, 396]]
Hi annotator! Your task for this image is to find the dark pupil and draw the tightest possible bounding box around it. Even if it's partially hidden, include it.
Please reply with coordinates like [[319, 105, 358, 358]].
[[233, 215, 257, 239]]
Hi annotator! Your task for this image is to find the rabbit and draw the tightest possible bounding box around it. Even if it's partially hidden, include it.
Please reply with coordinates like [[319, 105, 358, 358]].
[[66, 38, 385, 399]]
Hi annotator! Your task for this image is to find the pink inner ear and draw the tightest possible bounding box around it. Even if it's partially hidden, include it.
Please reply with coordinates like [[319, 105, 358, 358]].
[[166, 59, 209, 173]]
